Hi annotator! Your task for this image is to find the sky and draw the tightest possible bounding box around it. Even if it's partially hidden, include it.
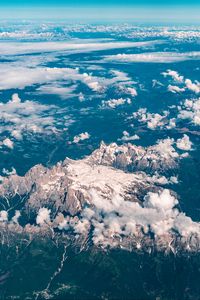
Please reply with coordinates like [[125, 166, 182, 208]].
[[1, 0, 200, 5], [0, 0, 199, 22]]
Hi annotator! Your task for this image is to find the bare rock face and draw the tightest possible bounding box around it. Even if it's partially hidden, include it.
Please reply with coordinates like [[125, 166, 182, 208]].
[[89, 141, 179, 173], [0, 142, 199, 253], [0, 143, 162, 217]]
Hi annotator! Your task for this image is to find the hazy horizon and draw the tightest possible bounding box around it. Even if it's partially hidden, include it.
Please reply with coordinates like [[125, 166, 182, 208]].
[[0, 3, 200, 23]]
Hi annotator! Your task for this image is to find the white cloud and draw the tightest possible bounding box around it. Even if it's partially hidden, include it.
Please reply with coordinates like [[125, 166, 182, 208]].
[[0, 66, 78, 91], [102, 98, 131, 109], [0, 210, 8, 222], [132, 108, 175, 130], [185, 79, 200, 94], [173, 213, 200, 237], [0, 31, 57, 40], [116, 84, 138, 97], [2, 167, 16, 176], [153, 138, 179, 160], [78, 93, 85, 101], [176, 134, 192, 151], [68, 187, 200, 247], [162, 70, 199, 94], [72, 132, 90, 144], [168, 85, 185, 93], [36, 207, 51, 226], [36, 84, 78, 99], [125, 87, 137, 97], [162, 69, 184, 83], [144, 189, 178, 211], [104, 52, 200, 63], [0, 94, 59, 143], [151, 174, 179, 185], [0, 40, 162, 56], [0, 138, 14, 149], [0, 65, 135, 95], [121, 26, 200, 42], [118, 131, 140, 142], [73, 219, 90, 235], [178, 98, 200, 125], [152, 79, 164, 87]]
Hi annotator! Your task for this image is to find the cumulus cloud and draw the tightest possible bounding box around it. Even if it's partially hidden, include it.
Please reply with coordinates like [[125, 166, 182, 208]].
[[36, 208, 51, 226], [185, 79, 200, 94], [0, 210, 8, 222], [151, 173, 178, 185], [116, 84, 138, 97], [162, 69, 199, 94], [173, 213, 200, 237], [118, 131, 140, 142], [178, 98, 200, 125], [162, 69, 184, 83], [0, 94, 60, 144], [168, 85, 185, 93], [72, 132, 90, 144], [153, 138, 179, 160], [123, 87, 137, 97], [176, 134, 193, 151], [132, 108, 175, 130], [102, 98, 131, 109], [60, 187, 200, 248], [144, 189, 178, 211], [0, 138, 14, 149], [121, 26, 200, 42]]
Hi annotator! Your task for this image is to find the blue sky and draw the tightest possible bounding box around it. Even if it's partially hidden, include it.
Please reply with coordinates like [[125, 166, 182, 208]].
[[1, 0, 200, 5], [0, 0, 199, 22]]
